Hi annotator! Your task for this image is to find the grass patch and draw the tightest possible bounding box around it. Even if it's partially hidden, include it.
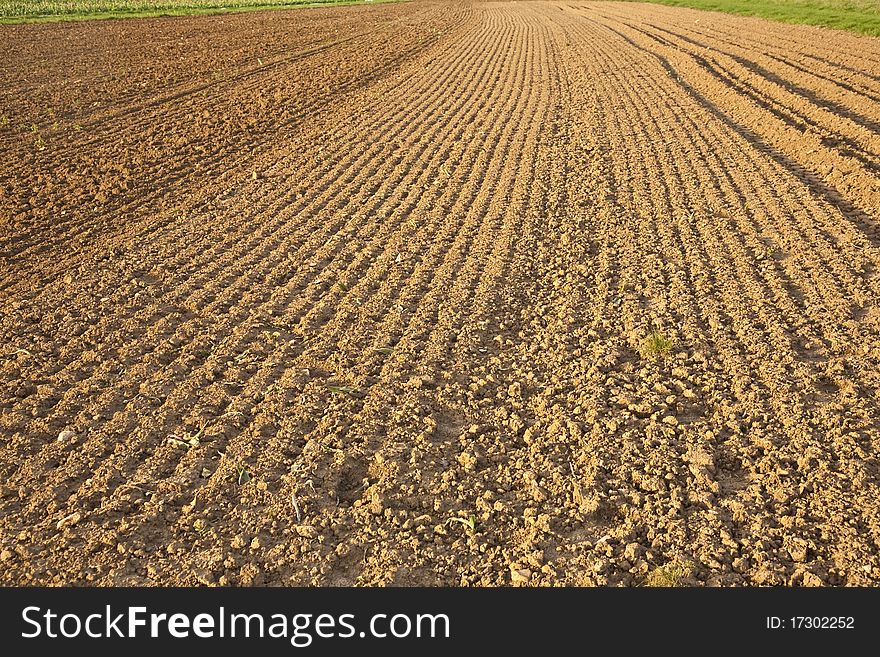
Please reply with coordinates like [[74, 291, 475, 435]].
[[640, 330, 674, 358], [624, 0, 880, 37], [0, 0, 398, 24], [644, 562, 690, 587]]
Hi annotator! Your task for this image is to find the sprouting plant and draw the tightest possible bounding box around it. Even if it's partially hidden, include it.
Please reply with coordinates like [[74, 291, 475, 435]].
[[644, 562, 690, 587], [216, 450, 253, 485], [446, 514, 477, 533], [167, 421, 205, 448], [640, 331, 673, 358]]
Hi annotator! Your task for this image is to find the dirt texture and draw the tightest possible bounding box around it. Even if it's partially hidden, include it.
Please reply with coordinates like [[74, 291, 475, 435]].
[[1, 1, 879, 587]]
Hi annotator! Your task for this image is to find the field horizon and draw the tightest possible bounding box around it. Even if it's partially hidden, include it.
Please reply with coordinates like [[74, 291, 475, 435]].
[[1, 0, 879, 36]]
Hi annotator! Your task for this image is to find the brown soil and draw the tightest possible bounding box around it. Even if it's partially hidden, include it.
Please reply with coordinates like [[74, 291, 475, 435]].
[[1, 1, 879, 587]]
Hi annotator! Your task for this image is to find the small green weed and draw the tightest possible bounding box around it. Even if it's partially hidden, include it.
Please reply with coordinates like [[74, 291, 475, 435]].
[[640, 331, 673, 358], [167, 422, 205, 448], [644, 562, 690, 587], [446, 514, 477, 534]]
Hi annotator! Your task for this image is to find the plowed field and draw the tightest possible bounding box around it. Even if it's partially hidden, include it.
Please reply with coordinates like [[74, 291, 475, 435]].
[[2, 1, 879, 586]]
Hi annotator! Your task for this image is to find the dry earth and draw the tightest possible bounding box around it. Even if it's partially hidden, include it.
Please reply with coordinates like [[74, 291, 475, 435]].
[[1, 1, 880, 586]]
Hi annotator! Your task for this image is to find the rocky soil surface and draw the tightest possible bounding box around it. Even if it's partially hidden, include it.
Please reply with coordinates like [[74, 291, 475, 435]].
[[1, 1, 879, 586]]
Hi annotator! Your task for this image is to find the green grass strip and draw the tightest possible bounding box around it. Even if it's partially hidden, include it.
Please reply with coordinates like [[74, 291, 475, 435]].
[[623, 0, 880, 37], [0, 0, 400, 24]]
